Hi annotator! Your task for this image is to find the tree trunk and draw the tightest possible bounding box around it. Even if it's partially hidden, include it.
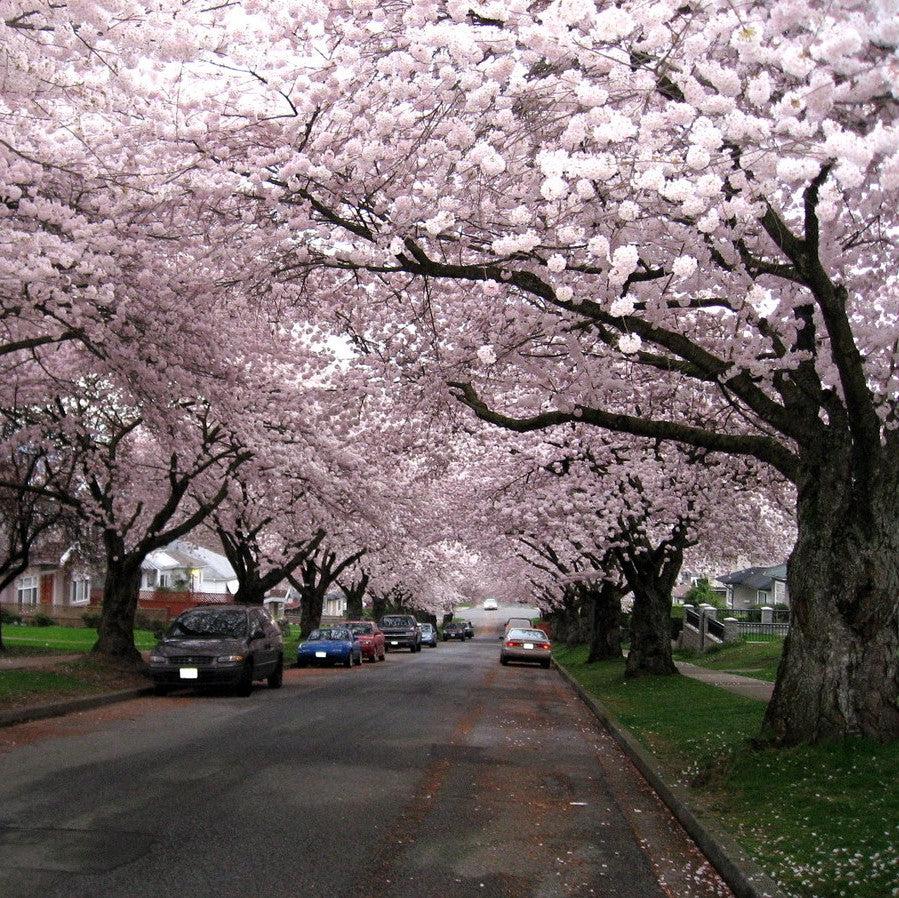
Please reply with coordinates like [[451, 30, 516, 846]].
[[232, 582, 265, 605], [92, 548, 144, 664], [761, 446, 899, 744], [586, 582, 623, 663], [371, 594, 386, 622], [621, 545, 682, 677], [299, 587, 326, 635], [345, 592, 363, 619]]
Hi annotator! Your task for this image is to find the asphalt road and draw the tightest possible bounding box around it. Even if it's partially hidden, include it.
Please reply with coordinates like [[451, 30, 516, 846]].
[[0, 613, 731, 898]]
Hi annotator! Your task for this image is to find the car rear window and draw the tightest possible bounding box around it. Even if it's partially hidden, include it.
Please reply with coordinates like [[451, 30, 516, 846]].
[[508, 629, 549, 641], [348, 623, 373, 635], [380, 616, 413, 627]]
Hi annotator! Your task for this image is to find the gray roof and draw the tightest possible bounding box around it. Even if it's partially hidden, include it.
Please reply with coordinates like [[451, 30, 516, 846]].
[[719, 563, 787, 590]]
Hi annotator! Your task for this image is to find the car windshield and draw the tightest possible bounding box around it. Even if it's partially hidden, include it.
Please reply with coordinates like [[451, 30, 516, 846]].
[[380, 616, 412, 627], [347, 623, 373, 635], [169, 609, 247, 639], [508, 629, 548, 641], [308, 628, 350, 641], [446, 623, 461, 630], [420, 624, 434, 633]]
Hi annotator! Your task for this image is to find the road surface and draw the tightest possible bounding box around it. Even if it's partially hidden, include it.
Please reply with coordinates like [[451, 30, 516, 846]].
[[0, 611, 730, 898]]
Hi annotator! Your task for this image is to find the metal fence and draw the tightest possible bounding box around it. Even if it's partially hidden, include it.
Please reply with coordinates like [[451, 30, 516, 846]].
[[726, 607, 791, 624], [734, 620, 790, 638]]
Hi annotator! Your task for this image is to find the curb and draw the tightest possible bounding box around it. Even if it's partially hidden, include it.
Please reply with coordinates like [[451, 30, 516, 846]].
[[0, 686, 154, 730], [552, 659, 788, 898]]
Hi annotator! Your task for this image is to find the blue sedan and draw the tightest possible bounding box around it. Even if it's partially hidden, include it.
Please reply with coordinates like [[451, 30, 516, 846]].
[[296, 627, 362, 668]]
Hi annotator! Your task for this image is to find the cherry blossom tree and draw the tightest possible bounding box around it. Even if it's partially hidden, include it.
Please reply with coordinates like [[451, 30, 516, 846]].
[[188, 0, 898, 743]]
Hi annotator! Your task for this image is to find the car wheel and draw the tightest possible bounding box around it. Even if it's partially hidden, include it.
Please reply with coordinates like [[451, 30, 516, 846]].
[[296, 659, 307, 668], [379, 649, 386, 661], [541, 660, 551, 669], [267, 655, 284, 688], [500, 657, 508, 666], [344, 652, 353, 668], [235, 660, 254, 696], [152, 683, 170, 696]]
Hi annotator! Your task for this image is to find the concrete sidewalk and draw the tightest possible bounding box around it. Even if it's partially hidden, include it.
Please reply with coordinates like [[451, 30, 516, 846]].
[[0, 653, 81, 671], [676, 661, 774, 702]]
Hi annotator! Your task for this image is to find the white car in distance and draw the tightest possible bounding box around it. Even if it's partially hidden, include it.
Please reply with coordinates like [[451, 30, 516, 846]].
[[482, 598, 498, 611]]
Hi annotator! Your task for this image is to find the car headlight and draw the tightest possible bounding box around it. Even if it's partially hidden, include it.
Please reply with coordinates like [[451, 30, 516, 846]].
[[216, 654, 245, 663], [149, 653, 167, 665]]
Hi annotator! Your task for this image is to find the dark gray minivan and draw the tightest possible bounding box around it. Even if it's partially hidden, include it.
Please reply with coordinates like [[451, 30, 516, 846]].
[[147, 605, 284, 696]]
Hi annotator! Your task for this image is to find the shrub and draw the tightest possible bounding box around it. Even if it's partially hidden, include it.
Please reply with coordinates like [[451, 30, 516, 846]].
[[134, 611, 167, 639], [684, 578, 725, 609], [32, 612, 55, 627], [1, 608, 22, 625], [81, 612, 102, 629]]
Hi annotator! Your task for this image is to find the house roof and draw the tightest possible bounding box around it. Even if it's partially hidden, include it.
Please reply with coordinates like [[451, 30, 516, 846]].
[[141, 541, 235, 581], [719, 563, 787, 590]]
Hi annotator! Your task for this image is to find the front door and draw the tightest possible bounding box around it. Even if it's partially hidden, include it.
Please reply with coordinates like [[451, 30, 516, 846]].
[[39, 575, 54, 606]]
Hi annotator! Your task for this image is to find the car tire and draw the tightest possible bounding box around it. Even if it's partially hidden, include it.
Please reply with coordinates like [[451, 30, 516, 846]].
[[540, 660, 551, 669], [235, 660, 254, 696], [344, 653, 353, 668], [379, 649, 386, 661], [296, 659, 307, 668], [152, 683, 170, 696], [500, 657, 508, 665], [267, 655, 284, 688]]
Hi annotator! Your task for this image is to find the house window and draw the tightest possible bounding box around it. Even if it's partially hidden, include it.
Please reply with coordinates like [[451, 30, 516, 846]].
[[159, 572, 171, 588], [70, 579, 91, 605], [17, 576, 38, 605], [757, 589, 768, 605], [142, 570, 158, 590]]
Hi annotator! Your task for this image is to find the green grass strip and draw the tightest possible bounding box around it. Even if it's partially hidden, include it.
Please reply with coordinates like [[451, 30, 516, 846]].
[[554, 645, 898, 898], [0, 668, 102, 700]]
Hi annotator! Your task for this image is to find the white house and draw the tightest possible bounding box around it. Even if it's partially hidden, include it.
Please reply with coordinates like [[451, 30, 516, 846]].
[[140, 540, 236, 595]]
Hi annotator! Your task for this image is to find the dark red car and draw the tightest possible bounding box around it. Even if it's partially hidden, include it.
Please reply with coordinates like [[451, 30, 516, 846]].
[[345, 620, 386, 662]]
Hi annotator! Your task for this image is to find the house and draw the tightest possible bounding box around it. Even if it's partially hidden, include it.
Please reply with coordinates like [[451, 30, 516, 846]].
[[0, 543, 98, 618], [672, 570, 728, 602], [140, 540, 236, 595], [323, 589, 346, 618], [719, 563, 789, 609]]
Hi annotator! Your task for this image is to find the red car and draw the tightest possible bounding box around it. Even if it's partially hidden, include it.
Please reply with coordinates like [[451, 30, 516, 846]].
[[345, 620, 386, 662]]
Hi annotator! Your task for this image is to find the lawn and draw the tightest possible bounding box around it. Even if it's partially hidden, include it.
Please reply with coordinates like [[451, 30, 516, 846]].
[[281, 623, 303, 661], [674, 637, 784, 682], [554, 645, 899, 898], [1, 625, 158, 654]]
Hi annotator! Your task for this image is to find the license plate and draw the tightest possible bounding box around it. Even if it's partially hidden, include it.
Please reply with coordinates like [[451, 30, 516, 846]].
[[391, 640, 399, 645], [179, 667, 198, 679], [315, 651, 327, 658], [524, 643, 534, 650]]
